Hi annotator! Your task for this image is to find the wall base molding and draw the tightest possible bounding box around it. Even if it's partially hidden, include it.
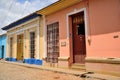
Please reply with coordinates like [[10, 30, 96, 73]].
[[85, 57, 120, 64]]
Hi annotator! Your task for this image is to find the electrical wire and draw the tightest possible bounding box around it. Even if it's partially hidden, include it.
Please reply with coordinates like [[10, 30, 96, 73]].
[[20, 0, 30, 17], [0, 0, 16, 35]]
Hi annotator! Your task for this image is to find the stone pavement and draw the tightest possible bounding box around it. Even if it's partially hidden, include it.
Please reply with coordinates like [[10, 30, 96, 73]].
[[0, 61, 120, 80]]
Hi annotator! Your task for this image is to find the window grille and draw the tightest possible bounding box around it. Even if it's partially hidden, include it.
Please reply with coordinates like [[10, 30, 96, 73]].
[[30, 32, 35, 58], [47, 22, 59, 63]]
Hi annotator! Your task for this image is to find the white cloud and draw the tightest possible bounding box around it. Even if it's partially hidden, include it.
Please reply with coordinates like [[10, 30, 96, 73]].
[[0, 0, 58, 32]]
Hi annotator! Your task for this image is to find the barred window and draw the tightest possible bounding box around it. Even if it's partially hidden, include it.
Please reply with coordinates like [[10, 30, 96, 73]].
[[30, 32, 35, 58], [47, 22, 59, 63]]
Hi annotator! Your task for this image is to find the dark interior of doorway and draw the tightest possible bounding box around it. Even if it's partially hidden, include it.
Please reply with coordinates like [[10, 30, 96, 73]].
[[1, 45, 4, 58]]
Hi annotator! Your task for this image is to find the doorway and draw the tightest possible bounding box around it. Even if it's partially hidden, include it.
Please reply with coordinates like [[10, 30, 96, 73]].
[[17, 34, 24, 61], [1, 45, 4, 58], [71, 11, 86, 64]]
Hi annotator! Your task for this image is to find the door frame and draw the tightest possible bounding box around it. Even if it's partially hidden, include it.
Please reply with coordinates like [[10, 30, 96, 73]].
[[66, 8, 88, 64]]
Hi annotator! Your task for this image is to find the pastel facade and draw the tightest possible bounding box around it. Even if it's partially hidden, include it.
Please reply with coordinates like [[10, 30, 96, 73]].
[[2, 0, 120, 76], [37, 0, 120, 76], [0, 33, 6, 59], [2, 13, 42, 64]]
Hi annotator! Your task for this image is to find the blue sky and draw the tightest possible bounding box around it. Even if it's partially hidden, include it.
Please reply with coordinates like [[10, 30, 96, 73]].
[[16, 0, 33, 3], [17, 0, 28, 3], [0, 0, 58, 35]]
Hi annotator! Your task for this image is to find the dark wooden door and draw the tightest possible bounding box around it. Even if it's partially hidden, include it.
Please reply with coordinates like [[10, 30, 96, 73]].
[[72, 12, 86, 63]]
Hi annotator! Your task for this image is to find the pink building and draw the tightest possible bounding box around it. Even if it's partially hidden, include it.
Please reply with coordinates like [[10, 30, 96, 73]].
[[37, 0, 120, 76]]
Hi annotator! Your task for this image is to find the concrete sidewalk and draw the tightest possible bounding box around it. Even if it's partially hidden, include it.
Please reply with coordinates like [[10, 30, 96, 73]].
[[0, 61, 120, 80]]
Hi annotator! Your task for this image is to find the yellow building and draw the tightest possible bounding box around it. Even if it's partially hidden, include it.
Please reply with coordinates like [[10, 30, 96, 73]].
[[2, 13, 43, 65]]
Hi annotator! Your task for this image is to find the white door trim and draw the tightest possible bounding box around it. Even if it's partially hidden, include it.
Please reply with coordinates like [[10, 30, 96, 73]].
[[66, 8, 88, 39]]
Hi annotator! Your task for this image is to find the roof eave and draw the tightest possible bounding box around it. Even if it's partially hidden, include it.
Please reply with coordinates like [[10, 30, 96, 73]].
[[2, 13, 41, 30], [36, 0, 83, 15]]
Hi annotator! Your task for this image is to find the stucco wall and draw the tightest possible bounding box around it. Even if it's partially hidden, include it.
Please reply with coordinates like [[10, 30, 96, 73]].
[[86, 0, 120, 58], [46, 0, 86, 58], [45, 0, 120, 58], [0, 34, 6, 58], [7, 17, 41, 59], [39, 16, 44, 59]]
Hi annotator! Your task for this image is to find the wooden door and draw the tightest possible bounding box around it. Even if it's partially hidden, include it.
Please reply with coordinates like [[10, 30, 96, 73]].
[[17, 34, 24, 61], [72, 12, 86, 63]]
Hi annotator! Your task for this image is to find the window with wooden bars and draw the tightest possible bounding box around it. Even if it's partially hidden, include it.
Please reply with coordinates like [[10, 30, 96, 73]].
[[30, 32, 35, 58], [47, 22, 59, 63], [10, 37, 13, 57]]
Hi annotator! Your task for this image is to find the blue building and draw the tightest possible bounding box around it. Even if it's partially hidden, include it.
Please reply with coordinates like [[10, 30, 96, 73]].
[[0, 31, 6, 59]]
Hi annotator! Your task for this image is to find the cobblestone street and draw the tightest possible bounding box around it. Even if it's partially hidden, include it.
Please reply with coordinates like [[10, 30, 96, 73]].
[[0, 62, 83, 80]]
